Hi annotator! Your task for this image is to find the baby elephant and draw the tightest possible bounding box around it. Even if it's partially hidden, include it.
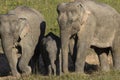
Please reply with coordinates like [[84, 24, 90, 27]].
[[41, 32, 61, 76]]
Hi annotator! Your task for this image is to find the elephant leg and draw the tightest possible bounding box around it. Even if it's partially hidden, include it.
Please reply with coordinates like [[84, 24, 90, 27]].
[[42, 55, 49, 75], [48, 65, 52, 76], [112, 38, 120, 70], [59, 50, 62, 75], [112, 49, 120, 70], [51, 60, 56, 76], [75, 40, 89, 73], [18, 38, 34, 76], [1, 38, 20, 77], [11, 48, 20, 77], [98, 48, 110, 72], [93, 47, 110, 72]]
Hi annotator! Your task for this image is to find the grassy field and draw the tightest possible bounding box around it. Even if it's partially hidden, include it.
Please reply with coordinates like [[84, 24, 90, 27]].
[[23, 71, 120, 80], [1, 71, 120, 80], [0, 0, 120, 80]]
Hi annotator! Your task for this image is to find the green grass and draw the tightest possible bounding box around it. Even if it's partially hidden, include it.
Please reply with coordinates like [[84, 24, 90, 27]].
[[2, 71, 120, 80], [16, 71, 120, 80], [0, 0, 120, 80]]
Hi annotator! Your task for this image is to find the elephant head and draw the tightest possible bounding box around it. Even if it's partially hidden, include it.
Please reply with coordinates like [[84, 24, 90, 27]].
[[0, 14, 30, 77], [57, 2, 91, 73], [0, 14, 30, 41]]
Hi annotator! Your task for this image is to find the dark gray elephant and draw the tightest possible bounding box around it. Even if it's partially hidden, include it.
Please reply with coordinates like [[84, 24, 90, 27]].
[[40, 32, 61, 75], [0, 6, 46, 77], [57, 0, 120, 73]]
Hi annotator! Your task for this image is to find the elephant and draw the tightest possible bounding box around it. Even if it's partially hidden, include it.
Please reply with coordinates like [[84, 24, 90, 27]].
[[40, 32, 61, 75], [57, 0, 120, 74], [0, 6, 46, 77], [40, 32, 77, 75]]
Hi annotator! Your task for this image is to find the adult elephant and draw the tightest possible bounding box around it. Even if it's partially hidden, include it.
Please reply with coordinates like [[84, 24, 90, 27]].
[[0, 6, 46, 77], [57, 0, 120, 73]]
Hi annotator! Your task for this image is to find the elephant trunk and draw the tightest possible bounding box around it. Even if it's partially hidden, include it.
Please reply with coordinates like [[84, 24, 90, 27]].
[[60, 31, 70, 73]]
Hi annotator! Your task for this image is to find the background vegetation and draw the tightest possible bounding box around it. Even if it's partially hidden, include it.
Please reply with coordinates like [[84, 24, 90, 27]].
[[0, 0, 120, 80]]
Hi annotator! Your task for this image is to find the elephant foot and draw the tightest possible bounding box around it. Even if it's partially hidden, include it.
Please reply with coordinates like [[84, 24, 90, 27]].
[[62, 68, 69, 74], [75, 71, 85, 74], [101, 66, 110, 72], [113, 66, 120, 71], [69, 72, 88, 77], [59, 71, 63, 76], [0, 75, 21, 80], [75, 67, 85, 74], [58, 70, 62, 76], [21, 73, 31, 77], [20, 66, 32, 77], [63, 71, 69, 74], [53, 73, 56, 76], [11, 72, 21, 79]]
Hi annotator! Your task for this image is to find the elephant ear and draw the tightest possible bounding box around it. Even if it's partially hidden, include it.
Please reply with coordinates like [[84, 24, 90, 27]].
[[78, 3, 91, 26], [18, 18, 30, 39], [81, 10, 91, 26]]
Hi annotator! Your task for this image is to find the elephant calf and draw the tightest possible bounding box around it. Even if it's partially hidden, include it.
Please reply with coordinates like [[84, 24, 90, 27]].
[[40, 32, 77, 75], [41, 32, 61, 75]]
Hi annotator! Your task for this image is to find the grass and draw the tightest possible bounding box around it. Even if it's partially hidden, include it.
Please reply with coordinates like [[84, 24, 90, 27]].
[[4, 71, 119, 80], [1, 71, 120, 80], [0, 0, 120, 80]]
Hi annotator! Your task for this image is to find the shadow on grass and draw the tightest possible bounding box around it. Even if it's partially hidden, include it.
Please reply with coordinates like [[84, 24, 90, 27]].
[[0, 53, 99, 77], [84, 62, 99, 74]]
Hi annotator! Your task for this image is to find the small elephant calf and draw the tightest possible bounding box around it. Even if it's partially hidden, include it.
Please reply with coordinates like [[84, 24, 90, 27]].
[[41, 32, 61, 75]]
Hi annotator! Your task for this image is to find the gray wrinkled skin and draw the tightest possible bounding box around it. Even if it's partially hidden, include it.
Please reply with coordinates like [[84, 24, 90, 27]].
[[57, 0, 120, 73], [0, 6, 46, 77]]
